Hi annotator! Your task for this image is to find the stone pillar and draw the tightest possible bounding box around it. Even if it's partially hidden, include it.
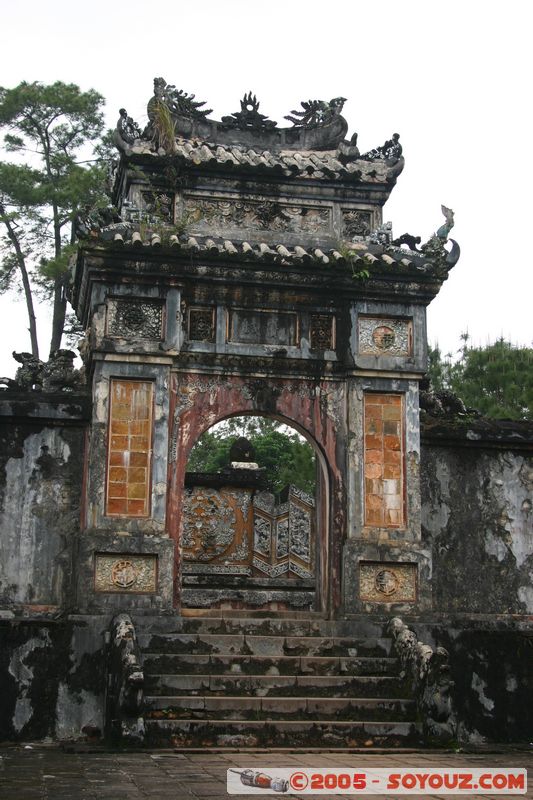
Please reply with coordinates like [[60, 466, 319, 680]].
[[342, 303, 432, 614]]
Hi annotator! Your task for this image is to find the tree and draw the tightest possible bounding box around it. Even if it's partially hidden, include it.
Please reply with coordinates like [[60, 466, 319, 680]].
[[0, 81, 108, 358], [187, 416, 317, 495], [428, 336, 533, 420]]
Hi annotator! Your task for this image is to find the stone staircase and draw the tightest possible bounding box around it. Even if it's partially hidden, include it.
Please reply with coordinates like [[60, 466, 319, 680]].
[[139, 617, 421, 749]]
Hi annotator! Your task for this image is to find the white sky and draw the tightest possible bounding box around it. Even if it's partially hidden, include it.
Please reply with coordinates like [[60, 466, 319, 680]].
[[1, 0, 532, 376]]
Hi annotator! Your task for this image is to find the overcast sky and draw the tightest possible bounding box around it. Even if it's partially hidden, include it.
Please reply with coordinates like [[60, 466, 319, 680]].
[[1, 0, 531, 376]]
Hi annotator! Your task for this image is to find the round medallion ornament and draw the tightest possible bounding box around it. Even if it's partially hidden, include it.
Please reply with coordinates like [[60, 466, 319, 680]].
[[111, 559, 137, 588], [120, 303, 146, 331], [372, 325, 396, 351], [374, 569, 398, 596]]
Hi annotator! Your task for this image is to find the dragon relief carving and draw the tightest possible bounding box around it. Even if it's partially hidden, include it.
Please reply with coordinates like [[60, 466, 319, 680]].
[[285, 97, 347, 127]]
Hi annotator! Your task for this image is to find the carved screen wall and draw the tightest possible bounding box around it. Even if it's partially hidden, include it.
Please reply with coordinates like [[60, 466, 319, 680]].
[[106, 379, 154, 517], [181, 483, 315, 581], [253, 487, 315, 579], [181, 487, 253, 575]]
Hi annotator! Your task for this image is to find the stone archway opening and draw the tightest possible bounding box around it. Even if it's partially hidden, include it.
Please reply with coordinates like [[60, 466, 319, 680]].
[[179, 414, 328, 614]]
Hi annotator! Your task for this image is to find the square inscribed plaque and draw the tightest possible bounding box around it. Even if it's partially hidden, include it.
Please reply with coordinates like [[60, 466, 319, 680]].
[[359, 561, 417, 603], [358, 317, 412, 356], [94, 554, 158, 593]]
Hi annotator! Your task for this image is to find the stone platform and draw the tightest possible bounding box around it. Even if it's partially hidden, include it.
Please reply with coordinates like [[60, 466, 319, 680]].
[[0, 745, 531, 799]]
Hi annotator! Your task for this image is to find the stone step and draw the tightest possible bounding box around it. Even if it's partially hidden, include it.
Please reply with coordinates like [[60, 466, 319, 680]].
[[138, 616, 388, 638], [144, 695, 416, 722], [142, 653, 398, 676], [139, 633, 393, 658], [144, 673, 407, 698], [181, 588, 316, 611], [144, 718, 422, 748]]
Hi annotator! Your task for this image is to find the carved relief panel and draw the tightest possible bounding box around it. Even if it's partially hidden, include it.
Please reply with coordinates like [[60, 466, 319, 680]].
[[107, 299, 164, 340], [183, 194, 331, 236], [342, 209, 372, 239], [181, 486, 252, 575], [228, 309, 298, 347], [253, 487, 315, 579], [310, 314, 335, 351], [359, 562, 417, 603], [141, 190, 175, 223], [188, 307, 216, 342], [94, 554, 158, 593]]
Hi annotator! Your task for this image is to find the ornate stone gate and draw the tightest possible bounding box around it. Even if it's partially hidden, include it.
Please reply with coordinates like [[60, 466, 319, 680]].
[[71, 78, 460, 617]]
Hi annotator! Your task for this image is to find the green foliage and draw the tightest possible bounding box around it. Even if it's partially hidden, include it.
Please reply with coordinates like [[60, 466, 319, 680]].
[[151, 101, 177, 154], [428, 335, 533, 420], [187, 416, 317, 495], [338, 244, 370, 280], [0, 80, 109, 355]]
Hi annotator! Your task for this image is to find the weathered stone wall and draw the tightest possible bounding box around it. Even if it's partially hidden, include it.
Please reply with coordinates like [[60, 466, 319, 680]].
[[416, 421, 533, 741], [0, 618, 107, 741], [0, 394, 89, 610], [411, 618, 533, 743], [0, 394, 104, 741], [421, 429, 533, 614]]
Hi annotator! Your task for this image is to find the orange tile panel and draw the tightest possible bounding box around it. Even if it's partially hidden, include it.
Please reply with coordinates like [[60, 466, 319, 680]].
[[364, 433, 383, 450], [383, 464, 401, 479], [365, 417, 383, 434], [381, 395, 402, 405], [364, 393, 405, 528], [110, 435, 129, 450], [366, 509, 384, 526], [130, 436, 149, 451], [127, 499, 146, 515], [127, 483, 147, 500], [129, 452, 149, 467], [364, 462, 383, 479], [111, 420, 129, 434], [383, 449, 402, 465], [128, 467, 147, 484], [109, 451, 127, 466], [366, 494, 384, 511], [108, 483, 127, 499], [383, 420, 400, 435], [383, 405, 402, 420], [107, 498, 128, 515], [383, 435, 401, 451], [106, 380, 153, 517], [108, 467, 127, 483]]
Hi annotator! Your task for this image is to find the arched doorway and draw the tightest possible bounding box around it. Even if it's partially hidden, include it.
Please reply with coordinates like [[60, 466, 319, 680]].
[[179, 414, 329, 614]]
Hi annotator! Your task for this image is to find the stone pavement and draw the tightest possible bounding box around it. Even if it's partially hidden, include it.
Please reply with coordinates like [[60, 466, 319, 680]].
[[0, 746, 531, 799]]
